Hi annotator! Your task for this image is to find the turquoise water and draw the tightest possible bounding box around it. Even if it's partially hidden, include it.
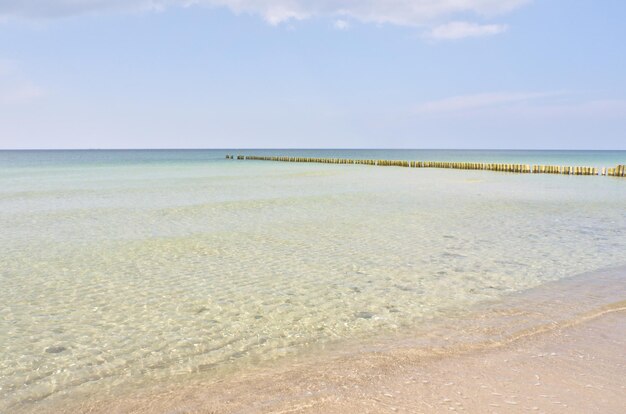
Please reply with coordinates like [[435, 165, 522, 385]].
[[1, 150, 625, 412], [2, 149, 625, 168]]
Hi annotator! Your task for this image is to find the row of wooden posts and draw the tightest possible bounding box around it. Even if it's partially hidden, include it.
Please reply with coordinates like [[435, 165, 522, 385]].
[[226, 155, 626, 177]]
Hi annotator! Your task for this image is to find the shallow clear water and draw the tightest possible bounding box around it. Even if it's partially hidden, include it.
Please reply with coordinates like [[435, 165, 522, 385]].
[[1, 150, 625, 411]]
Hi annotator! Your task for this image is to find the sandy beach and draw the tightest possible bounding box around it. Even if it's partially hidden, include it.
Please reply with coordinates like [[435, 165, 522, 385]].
[[35, 267, 625, 414], [54, 302, 626, 414], [4, 0, 626, 411]]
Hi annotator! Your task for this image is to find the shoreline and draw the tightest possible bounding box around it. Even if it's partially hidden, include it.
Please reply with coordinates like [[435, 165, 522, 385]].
[[21, 266, 626, 414]]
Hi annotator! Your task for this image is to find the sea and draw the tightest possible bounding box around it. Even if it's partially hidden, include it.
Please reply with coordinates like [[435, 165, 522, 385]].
[[1, 149, 625, 412]]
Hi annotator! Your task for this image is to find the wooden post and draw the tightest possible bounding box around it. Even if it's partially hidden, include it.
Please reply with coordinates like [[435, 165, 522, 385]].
[[237, 155, 621, 179]]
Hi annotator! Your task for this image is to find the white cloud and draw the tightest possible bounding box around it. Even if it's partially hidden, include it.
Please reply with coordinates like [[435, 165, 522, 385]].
[[415, 92, 561, 113], [0, 1, 163, 19], [0, 1, 530, 27], [216, 0, 531, 26], [0, 59, 44, 104], [427, 21, 507, 40], [334, 19, 350, 31]]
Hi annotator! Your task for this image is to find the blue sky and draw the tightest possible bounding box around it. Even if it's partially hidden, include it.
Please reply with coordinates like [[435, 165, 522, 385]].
[[1, 0, 625, 149]]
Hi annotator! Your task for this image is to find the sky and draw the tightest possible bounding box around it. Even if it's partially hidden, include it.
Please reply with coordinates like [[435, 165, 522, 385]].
[[0, 0, 625, 149]]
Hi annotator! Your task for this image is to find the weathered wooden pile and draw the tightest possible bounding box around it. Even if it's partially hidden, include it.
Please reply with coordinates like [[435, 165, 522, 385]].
[[226, 155, 625, 177], [608, 165, 626, 177]]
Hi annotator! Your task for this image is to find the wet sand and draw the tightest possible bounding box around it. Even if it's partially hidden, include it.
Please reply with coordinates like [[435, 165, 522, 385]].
[[50, 270, 625, 414]]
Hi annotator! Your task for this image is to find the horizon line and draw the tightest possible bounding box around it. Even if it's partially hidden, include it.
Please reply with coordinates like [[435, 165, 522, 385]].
[[1, 148, 625, 152]]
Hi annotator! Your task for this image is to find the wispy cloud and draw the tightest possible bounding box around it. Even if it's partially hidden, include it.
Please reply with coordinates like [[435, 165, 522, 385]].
[[500, 99, 626, 119], [427, 21, 507, 40], [414, 91, 626, 122], [0, 1, 530, 28], [415, 92, 562, 113]]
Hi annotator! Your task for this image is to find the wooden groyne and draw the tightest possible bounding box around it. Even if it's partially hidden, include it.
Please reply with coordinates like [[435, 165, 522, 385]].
[[226, 155, 626, 177]]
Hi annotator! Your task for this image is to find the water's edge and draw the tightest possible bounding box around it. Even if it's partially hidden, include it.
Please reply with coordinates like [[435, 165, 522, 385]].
[[15, 264, 626, 414]]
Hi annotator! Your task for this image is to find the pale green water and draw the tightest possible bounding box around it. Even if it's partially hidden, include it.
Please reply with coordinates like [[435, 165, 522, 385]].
[[1, 150, 625, 411]]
